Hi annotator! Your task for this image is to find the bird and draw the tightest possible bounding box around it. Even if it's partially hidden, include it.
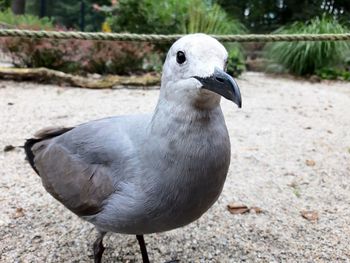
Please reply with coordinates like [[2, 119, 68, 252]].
[[24, 33, 242, 263]]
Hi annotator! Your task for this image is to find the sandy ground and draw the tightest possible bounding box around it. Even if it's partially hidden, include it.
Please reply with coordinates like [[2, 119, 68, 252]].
[[0, 72, 350, 262]]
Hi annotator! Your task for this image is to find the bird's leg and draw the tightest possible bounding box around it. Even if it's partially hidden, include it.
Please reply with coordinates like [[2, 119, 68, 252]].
[[136, 235, 150, 263], [93, 231, 106, 263]]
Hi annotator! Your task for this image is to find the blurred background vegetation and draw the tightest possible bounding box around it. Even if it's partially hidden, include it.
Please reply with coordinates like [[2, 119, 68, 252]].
[[0, 0, 349, 80]]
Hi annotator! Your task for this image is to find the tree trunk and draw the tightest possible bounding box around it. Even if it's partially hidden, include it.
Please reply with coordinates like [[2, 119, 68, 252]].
[[11, 0, 26, 15]]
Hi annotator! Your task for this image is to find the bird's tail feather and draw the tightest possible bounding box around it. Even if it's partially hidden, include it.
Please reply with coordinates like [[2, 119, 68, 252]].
[[24, 126, 74, 175]]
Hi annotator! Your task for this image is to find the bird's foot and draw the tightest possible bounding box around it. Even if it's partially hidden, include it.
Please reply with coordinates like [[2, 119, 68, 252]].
[[93, 231, 106, 263]]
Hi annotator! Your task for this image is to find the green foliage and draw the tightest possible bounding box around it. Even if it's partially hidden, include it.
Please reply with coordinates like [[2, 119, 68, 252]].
[[316, 68, 350, 81], [185, 0, 245, 34], [0, 0, 10, 11], [26, 0, 109, 31], [0, 9, 53, 29], [107, 0, 245, 35], [265, 16, 350, 76], [227, 47, 246, 77], [107, 0, 188, 34], [48, 1, 82, 29], [218, 0, 350, 33]]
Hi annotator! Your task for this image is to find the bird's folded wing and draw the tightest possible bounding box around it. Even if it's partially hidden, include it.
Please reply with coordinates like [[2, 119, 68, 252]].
[[32, 137, 115, 217]]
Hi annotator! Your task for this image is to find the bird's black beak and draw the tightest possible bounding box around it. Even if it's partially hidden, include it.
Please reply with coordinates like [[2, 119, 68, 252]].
[[194, 67, 242, 108]]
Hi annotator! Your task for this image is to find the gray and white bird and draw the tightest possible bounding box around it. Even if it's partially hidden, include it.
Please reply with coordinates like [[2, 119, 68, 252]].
[[24, 34, 242, 263]]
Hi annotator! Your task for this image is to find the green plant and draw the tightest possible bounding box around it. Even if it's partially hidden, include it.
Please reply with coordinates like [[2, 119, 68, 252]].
[[26, 0, 109, 31], [316, 68, 350, 81], [185, 0, 245, 35], [218, 0, 350, 33], [107, 0, 246, 35], [106, 0, 189, 34], [0, 9, 53, 29], [0, 0, 10, 11], [265, 15, 350, 76], [227, 47, 246, 77]]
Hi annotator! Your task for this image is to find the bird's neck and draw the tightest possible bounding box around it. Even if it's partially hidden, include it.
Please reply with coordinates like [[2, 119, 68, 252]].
[[142, 96, 230, 196], [149, 98, 224, 135]]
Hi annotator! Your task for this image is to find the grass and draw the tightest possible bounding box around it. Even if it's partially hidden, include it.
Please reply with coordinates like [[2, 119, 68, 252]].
[[0, 9, 53, 29], [184, 0, 245, 35], [265, 15, 350, 76]]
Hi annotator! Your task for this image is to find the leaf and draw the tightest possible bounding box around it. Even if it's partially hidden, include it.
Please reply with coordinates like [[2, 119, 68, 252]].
[[13, 207, 25, 219], [227, 203, 263, 215], [301, 210, 319, 222], [227, 203, 249, 214], [305, 159, 316, 167]]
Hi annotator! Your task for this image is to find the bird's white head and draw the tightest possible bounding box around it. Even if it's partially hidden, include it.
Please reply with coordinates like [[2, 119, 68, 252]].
[[161, 33, 242, 109]]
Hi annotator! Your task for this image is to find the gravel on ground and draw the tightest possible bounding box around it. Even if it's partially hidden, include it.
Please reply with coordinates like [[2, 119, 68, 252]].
[[0, 72, 350, 262]]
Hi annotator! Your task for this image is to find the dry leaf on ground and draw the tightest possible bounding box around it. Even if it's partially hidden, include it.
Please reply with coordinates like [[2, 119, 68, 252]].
[[227, 203, 250, 214], [227, 203, 263, 215], [305, 159, 316, 167], [301, 210, 319, 222], [13, 207, 25, 219]]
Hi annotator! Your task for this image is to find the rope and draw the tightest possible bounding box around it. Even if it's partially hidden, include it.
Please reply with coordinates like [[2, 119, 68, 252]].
[[0, 29, 349, 42]]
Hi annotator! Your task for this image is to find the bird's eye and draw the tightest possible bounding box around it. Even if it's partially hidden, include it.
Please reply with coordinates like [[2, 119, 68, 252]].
[[176, 51, 186, 64], [224, 59, 228, 71]]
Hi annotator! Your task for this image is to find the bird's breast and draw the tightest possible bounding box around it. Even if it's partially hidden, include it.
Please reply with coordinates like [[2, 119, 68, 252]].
[[138, 117, 231, 233], [91, 108, 231, 234]]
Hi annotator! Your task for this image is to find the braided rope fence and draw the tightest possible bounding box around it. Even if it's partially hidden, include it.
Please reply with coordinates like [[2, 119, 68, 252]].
[[0, 29, 350, 42], [0, 29, 349, 88]]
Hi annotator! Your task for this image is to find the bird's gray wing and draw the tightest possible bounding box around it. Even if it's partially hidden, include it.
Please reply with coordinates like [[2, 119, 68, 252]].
[[25, 126, 115, 217]]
